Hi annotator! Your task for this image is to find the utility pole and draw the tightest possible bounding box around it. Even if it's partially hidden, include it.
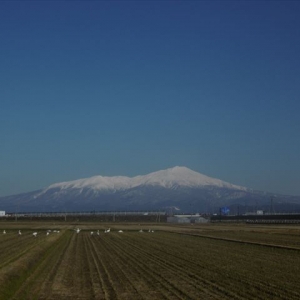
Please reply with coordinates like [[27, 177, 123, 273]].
[[270, 196, 275, 214]]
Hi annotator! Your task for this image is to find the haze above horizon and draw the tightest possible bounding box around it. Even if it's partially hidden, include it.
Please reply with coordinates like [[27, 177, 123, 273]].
[[1, 1, 300, 197]]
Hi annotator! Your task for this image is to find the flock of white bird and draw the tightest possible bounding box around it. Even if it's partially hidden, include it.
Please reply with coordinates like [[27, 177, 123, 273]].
[[2, 228, 155, 237], [2, 229, 60, 237], [74, 228, 155, 235]]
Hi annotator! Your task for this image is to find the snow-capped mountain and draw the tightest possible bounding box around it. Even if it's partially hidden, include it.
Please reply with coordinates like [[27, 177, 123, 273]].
[[0, 167, 299, 213], [41, 166, 247, 194]]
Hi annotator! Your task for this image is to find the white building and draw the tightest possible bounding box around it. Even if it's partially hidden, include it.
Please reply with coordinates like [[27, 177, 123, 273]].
[[167, 214, 209, 224], [0, 211, 5, 217]]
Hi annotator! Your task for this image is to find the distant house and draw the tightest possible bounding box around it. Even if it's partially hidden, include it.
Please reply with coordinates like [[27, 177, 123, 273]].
[[167, 214, 209, 224], [0, 211, 5, 217]]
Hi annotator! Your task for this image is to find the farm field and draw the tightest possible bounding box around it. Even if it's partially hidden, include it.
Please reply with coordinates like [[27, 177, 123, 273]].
[[0, 222, 300, 299]]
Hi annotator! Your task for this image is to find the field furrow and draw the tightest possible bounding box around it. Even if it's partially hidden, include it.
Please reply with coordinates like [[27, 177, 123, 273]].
[[35, 231, 74, 299], [107, 232, 300, 300], [151, 232, 300, 299], [0, 232, 64, 299], [93, 235, 169, 300], [85, 234, 114, 299], [0, 238, 39, 270], [0, 223, 300, 300], [54, 232, 97, 299], [49, 233, 79, 298], [104, 233, 239, 299], [10, 231, 71, 299], [89, 236, 145, 299], [123, 234, 257, 298]]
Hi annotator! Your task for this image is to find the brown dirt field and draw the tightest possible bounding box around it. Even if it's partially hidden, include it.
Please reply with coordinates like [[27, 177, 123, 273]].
[[0, 223, 300, 299]]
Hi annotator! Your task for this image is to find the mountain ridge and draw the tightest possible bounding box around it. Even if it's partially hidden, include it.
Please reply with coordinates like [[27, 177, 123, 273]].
[[1, 166, 300, 213], [42, 166, 247, 193]]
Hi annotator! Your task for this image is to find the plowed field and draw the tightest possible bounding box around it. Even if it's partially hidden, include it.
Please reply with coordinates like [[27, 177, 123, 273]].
[[0, 224, 300, 299]]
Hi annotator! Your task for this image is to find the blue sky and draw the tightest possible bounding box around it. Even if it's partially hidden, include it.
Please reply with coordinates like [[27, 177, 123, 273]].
[[1, 0, 300, 197]]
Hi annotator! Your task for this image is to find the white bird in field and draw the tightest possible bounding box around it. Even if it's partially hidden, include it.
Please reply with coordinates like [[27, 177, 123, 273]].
[[104, 228, 110, 233], [118, 230, 123, 233], [139, 229, 143, 233], [76, 228, 80, 234], [3, 230, 6, 234], [97, 230, 100, 236], [18, 230, 22, 235], [91, 231, 94, 235], [46, 232, 50, 236], [33, 232, 37, 237]]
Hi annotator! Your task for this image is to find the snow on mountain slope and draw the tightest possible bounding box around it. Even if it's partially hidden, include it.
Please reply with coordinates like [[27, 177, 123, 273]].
[[47, 175, 132, 191], [41, 166, 247, 194], [132, 166, 246, 190]]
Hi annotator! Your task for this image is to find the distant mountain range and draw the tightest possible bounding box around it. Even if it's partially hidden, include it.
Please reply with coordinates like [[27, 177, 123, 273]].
[[1, 166, 300, 213]]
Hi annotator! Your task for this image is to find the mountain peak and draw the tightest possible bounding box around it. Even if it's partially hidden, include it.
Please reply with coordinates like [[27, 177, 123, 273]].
[[139, 167, 246, 190]]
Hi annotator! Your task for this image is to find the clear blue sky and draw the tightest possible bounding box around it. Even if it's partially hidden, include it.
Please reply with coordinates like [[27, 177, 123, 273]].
[[1, 0, 300, 197]]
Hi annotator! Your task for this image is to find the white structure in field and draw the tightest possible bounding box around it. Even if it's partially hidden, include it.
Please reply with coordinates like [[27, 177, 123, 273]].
[[0, 211, 5, 217], [167, 214, 209, 224]]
